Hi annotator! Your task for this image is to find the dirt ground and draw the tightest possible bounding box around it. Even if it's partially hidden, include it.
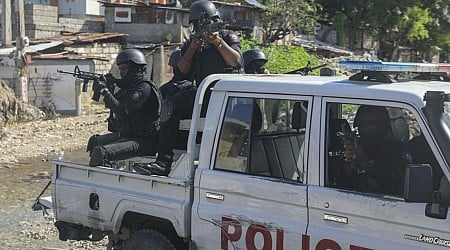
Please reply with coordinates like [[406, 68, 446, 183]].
[[0, 100, 112, 249]]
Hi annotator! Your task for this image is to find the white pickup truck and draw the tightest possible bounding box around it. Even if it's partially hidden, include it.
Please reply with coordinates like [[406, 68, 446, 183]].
[[35, 61, 450, 249]]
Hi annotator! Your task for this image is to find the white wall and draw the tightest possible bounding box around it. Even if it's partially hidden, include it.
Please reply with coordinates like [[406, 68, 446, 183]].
[[86, 0, 104, 16], [28, 59, 94, 114], [58, 0, 103, 17]]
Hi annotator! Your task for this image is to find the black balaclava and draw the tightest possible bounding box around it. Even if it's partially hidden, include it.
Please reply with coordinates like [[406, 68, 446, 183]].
[[118, 62, 145, 89], [245, 60, 267, 74]]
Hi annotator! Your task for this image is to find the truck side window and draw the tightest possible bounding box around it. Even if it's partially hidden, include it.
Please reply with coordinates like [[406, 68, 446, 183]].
[[325, 103, 441, 197], [215, 96, 308, 183], [215, 97, 255, 173]]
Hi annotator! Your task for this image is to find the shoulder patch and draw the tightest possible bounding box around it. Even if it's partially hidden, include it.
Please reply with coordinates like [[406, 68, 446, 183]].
[[131, 91, 143, 102]]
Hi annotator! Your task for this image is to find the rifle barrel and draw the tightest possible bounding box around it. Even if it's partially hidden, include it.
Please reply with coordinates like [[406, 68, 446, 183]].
[[57, 70, 75, 75], [311, 63, 328, 71]]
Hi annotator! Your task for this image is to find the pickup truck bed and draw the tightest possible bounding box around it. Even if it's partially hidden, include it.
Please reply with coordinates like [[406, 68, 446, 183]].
[[45, 148, 195, 240]]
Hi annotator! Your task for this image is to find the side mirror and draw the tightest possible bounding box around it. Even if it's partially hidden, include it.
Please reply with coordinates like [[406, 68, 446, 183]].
[[404, 164, 433, 202]]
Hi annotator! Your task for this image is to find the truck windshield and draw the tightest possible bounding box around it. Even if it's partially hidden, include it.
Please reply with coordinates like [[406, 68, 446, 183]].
[[444, 103, 450, 130]]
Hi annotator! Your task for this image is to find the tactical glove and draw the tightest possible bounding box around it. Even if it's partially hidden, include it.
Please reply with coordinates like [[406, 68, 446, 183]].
[[93, 80, 108, 95]]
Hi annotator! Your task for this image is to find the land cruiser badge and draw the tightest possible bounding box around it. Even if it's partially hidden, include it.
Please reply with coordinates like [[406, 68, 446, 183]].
[[405, 234, 450, 248]]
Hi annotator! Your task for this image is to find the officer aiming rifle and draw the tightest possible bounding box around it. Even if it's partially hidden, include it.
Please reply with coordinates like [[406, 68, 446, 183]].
[[190, 11, 235, 42], [57, 65, 114, 102]]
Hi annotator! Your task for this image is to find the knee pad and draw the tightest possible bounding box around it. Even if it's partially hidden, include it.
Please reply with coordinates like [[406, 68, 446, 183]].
[[89, 145, 107, 167], [86, 134, 100, 153]]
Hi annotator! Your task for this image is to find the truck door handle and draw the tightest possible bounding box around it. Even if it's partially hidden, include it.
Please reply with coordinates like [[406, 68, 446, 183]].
[[324, 213, 348, 224], [206, 192, 224, 201]]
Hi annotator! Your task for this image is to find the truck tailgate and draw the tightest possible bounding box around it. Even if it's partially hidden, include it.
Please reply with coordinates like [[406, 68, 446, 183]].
[[52, 160, 193, 235]]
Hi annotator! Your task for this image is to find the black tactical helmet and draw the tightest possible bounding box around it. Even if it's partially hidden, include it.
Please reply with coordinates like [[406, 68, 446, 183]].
[[168, 49, 183, 79], [168, 49, 181, 67], [189, 0, 220, 23], [243, 49, 267, 67], [116, 49, 147, 66]]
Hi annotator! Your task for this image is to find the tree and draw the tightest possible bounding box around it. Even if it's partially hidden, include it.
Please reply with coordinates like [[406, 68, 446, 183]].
[[256, 0, 320, 46], [414, 0, 450, 62], [317, 0, 391, 49], [318, 0, 437, 61], [379, 5, 431, 61]]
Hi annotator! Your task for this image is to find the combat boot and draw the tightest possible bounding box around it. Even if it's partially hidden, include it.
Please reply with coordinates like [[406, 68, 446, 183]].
[[133, 155, 172, 176]]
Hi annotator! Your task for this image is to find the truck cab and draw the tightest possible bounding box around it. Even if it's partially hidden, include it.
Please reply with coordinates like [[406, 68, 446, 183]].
[[36, 61, 450, 249]]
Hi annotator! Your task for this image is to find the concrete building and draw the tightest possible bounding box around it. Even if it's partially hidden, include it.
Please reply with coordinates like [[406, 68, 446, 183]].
[[0, 32, 125, 115], [102, 0, 264, 44], [103, 1, 189, 44], [0, 0, 265, 116], [57, 0, 104, 19]]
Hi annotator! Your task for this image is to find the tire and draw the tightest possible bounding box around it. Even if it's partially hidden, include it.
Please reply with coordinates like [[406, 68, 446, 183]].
[[122, 229, 176, 250]]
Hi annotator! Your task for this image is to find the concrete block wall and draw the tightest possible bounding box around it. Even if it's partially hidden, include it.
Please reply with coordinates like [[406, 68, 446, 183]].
[[24, 4, 58, 24], [25, 23, 63, 38], [59, 18, 104, 33], [65, 42, 121, 75], [20, 4, 104, 39], [106, 23, 181, 43]]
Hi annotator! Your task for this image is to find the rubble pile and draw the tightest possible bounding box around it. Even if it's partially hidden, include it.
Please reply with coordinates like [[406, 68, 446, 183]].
[[0, 80, 45, 124]]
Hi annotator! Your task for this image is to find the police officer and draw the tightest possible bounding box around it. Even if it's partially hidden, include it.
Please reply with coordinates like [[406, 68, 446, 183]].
[[242, 48, 280, 130], [133, 0, 242, 176], [87, 48, 160, 167], [243, 48, 268, 74], [178, 0, 242, 84], [342, 105, 412, 195]]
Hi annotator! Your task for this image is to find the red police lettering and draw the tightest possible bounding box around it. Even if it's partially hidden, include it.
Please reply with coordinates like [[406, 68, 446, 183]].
[[246, 224, 272, 250], [316, 239, 342, 250], [221, 217, 371, 250], [221, 216, 283, 249], [221, 217, 242, 249]]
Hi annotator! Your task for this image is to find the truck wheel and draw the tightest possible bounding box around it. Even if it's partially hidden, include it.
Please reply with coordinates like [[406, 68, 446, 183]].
[[122, 229, 176, 250]]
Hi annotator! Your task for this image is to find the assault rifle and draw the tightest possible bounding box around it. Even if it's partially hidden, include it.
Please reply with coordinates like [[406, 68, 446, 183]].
[[191, 13, 235, 41], [57, 65, 111, 102], [336, 131, 356, 148], [285, 61, 328, 76]]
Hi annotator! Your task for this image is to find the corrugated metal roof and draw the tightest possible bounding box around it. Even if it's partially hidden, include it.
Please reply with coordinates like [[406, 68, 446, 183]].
[[292, 35, 354, 56], [31, 51, 109, 61], [30, 32, 126, 46], [0, 41, 63, 56], [0, 32, 126, 56], [99, 0, 189, 11]]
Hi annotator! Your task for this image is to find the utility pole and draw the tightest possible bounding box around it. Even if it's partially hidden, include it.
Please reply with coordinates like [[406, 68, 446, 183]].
[[14, 0, 28, 102], [1, 0, 13, 47]]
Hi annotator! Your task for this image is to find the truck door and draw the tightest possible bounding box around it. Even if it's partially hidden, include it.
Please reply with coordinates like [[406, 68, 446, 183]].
[[192, 94, 312, 249], [306, 98, 450, 249]]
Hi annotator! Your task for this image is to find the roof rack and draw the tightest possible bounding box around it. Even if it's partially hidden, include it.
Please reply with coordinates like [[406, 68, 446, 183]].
[[339, 60, 450, 83]]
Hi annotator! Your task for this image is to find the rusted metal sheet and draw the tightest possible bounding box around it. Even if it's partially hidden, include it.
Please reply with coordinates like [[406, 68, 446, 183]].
[[31, 51, 109, 61], [30, 32, 126, 45]]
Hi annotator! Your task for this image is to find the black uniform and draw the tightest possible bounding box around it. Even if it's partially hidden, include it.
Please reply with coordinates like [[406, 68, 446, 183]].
[[340, 105, 413, 196], [164, 31, 240, 149], [344, 139, 412, 196], [183, 30, 242, 84], [133, 30, 242, 175], [88, 78, 160, 167]]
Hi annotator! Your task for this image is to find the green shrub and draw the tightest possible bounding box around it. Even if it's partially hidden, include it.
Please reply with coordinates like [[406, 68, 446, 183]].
[[241, 37, 322, 75], [162, 33, 173, 43]]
